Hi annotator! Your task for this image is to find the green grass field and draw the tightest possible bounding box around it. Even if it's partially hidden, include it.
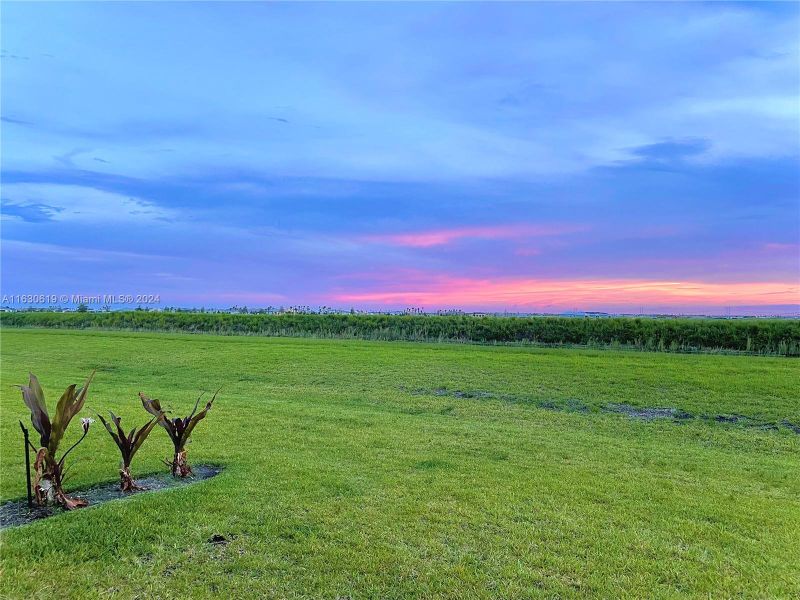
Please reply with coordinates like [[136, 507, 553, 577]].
[[1, 329, 798, 598]]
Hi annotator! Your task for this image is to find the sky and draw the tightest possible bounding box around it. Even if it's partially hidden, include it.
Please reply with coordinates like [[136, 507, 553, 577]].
[[1, 1, 799, 315]]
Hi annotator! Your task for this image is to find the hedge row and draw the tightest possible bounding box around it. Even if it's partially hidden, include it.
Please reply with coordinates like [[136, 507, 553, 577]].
[[2, 311, 799, 355]]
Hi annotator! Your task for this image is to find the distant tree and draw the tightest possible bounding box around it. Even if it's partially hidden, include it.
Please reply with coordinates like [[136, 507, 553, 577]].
[[76, 303, 89, 313]]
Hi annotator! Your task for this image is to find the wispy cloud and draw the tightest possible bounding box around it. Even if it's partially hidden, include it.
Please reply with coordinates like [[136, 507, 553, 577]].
[[214, 291, 288, 303], [1, 115, 34, 126], [763, 242, 798, 253], [364, 224, 585, 248], [628, 138, 710, 162], [1, 183, 175, 224], [1, 240, 172, 263]]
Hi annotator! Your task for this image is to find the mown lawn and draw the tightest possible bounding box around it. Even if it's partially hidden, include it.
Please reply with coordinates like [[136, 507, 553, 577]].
[[0, 329, 798, 598]]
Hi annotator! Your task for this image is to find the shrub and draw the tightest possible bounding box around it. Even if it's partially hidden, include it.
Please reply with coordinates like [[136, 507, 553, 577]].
[[97, 411, 162, 491], [17, 372, 95, 509], [140, 391, 217, 477]]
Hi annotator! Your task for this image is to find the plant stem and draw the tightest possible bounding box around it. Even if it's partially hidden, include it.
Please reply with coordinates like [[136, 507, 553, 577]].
[[19, 422, 32, 508], [58, 428, 89, 468]]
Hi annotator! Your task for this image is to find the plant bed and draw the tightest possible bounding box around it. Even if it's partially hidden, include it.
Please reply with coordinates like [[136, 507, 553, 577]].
[[0, 464, 222, 530]]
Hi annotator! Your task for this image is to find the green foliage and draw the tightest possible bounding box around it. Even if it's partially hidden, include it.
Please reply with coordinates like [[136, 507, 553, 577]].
[[3, 311, 799, 355]]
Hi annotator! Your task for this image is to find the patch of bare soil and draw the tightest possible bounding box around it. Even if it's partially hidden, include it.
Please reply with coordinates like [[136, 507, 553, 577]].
[[402, 387, 798, 434], [604, 403, 693, 421], [0, 464, 222, 530]]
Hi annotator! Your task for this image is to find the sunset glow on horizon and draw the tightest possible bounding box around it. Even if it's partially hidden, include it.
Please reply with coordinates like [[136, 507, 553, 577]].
[[330, 274, 799, 313]]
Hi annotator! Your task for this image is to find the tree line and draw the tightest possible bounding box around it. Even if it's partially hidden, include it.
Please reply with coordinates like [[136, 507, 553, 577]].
[[3, 311, 799, 355]]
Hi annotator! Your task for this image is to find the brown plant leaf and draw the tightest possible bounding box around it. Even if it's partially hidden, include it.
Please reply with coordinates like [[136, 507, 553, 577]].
[[181, 391, 218, 444], [97, 413, 123, 449], [49, 371, 95, 455], [18, 373, 52, 446], [131, 415, 161, 458]]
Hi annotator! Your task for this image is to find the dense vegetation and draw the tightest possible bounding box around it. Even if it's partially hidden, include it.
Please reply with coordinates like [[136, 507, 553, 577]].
[[1, 330, 798, 597], [3, 310, 799, 355]]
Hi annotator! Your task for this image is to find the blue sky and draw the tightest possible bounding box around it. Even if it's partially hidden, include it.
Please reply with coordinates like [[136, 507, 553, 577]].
[[2, 2, 798, 313]]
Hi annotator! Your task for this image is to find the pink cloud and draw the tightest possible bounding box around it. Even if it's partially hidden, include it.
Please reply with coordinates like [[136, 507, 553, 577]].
[[514, 246, 542, 257], [329, 273, 800, 310], [183, 291, 288, 303], [763, 243, 799, 253], [363, 224, 584, 248]]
